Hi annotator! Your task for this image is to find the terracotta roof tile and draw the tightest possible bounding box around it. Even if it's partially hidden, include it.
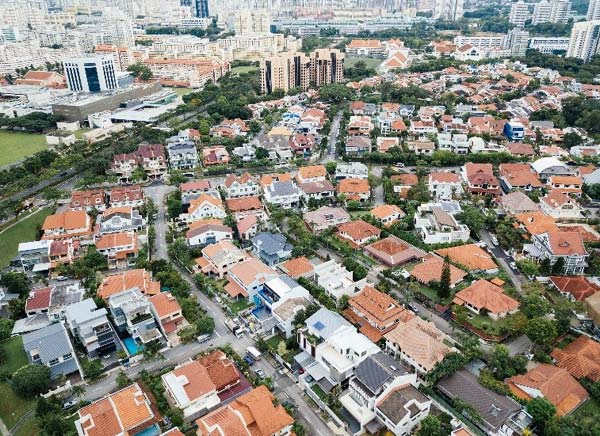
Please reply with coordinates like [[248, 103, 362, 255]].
[[435, 244, 497, 271], [98, 269, 160, 299], [551, 336, 600, 382], [149, 292, 181, 318], [279, 256, 314, 278], [410, 255, 467, 286], [453, 279, 519, 315]]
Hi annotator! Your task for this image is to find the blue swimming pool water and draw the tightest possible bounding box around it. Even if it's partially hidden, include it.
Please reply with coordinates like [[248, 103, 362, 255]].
[[134, 424, 160, 436], [123, 337, 140, 355]]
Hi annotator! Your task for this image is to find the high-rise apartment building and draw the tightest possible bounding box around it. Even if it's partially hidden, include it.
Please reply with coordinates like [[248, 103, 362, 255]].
[[63, 55, 118, 93], [532, 0, 552, 24], [588, 0, 600, 20], [567, 20, 600, 62], [234, 11, 271, 35], [310, 48, 344, 87], [509, 0, 530, 27], [533, 0, 571, 24], [181, 0, 209, 17], [505, 28, 530, 56], [433, 0, 464, 21], [260, 51, 310, 94]]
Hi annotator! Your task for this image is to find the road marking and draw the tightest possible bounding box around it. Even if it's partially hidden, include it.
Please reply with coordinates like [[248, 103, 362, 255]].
[[213, 329, 221, 338]]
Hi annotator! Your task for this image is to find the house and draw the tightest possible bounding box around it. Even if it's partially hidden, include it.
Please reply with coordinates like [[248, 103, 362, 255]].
[[391, 173, 419, 198], [335, 162, 369, 180], [525, 231, 588, 274], [149, 292, 188, 345], [226, 196, 267, 221], [303, 206, 351, 233], [339, 353, 427, 436], [299, 180, 335, 201], [112, 144, 167, 182], [181, 180, 219, 204], [225, 258, 277, 300], [70, 189, 106, 212], [408, 140, 436, 156], [18, 240, 52, 271], [272, 296, 313, 338], [95, 232, 138, 268], [551, 336, 600, 382], [373, 381, 432, 436], [166, 141, 199, 171], [345, 136, 372, 155], [251, 232, 293, 266], [346, 286, 414, 343], [549, 276, 600, 302], [47, 239, 76, 268], [279, 256, 314, 279], [453, 279, 520, 320], [296, 165, 327, 183], [346, 39, 385, 56], [385, 317, 454, 374], [507, 364, 588, 416], [109, 185, 144, 208], [186, 220, 233, 247], [195, 240, 248, 278], [297, 308, 380, 386], [254, 275, 311, 314], [436, 244, 498, 273], [539, 190, 584, 220], [236, 214, 259, 241], [370, 204, 404, 227], [108, 288, 164, 347], [41, 210, 93, 240], [195, 386, 293, 436], [25, 283, 85, 321], [428, 172, 463, 200], [65, 298, 116, 358], [515, 212, 559, 236], [503, 120, 525, 141], [15, 70, 65, 87], [162, 358, 231, 422], [348, 115, 374, 136], [313, 259, 368, 301], [437, 370, 528, 436], [289, 133, 318, 157], [506, 142, 535, 157], [223, 173, 259, 198], [75, 383, 161, 436], [263, 180, 302, 209], [462, 163, 501, 197], [98, 269, 161, 300], [549, 176, 583, 196], [531, 157, 574, 183], [22, 322, 81, 379], [185, 194, 227, 223], [410, 254, 467, 288], [338, 219, 380, 247], [202, 146, 230, 166], [98, 207, 146, 234], [499, 163, 543, 192], [365, 235, 426, 267], [337, 178, 371, 202], [498, 192, 540, 215], [414, 202, 470, 245]]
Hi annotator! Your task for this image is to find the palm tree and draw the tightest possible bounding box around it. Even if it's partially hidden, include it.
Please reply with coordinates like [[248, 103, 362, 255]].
[[71, 384, 85, 400]]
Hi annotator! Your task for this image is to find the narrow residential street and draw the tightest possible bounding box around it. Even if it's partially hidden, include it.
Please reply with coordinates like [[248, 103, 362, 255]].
[[478, 229, 523, 293], [144, 183, 176, 260], [320, 112, 342, 164]]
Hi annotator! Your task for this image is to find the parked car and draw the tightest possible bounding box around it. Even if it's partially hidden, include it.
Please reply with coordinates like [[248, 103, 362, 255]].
[[490, 235, 499, 246], [509, 261, 517, 270], [255, 369, 265, 378], [63, 400, 77, 410], [244, 355, 255, 366]]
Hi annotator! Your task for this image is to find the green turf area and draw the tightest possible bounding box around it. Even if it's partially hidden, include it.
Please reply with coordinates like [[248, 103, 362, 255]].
[[231, 66, 259, 75], [0, 131, 48, 167], [12, 415, 39, 436], [344, 56, 382, 70], [0, 336, 28, 373], [227, 298, 254, 315], [0, 382, 36, 429], [0, 207, 55, 268], [168, 87, 195, 97], [73, 128, 91, 139]]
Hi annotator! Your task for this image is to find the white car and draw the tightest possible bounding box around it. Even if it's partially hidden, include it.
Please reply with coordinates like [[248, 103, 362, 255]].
[[509, 261, 517, 270], [490, 235, 499, 246]]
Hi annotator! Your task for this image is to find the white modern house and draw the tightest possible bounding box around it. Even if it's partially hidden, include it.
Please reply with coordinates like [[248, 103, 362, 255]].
[[414, 202, 470, 244], [313, 259, 368, 301]]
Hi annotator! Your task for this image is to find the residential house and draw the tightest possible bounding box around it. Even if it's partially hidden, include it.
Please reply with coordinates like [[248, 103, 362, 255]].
[[254, 275, 311, 316], [408, 140, 436, 156], [453, 279, 520, 320], [186, 220, 233, 247], [498, 192, 540, 215], [65, 298, 116, 358], [41, 210, 93, 240], [108, 288, 164, 347], [462, 163, 501, 197], [299, 180, 335, 201], [348, 115, 374, 137], [195, 386, 293, 436], [437, 370, 529, 436], [549, 176, 583, 196], [525, 231, 588, 274], [391, 173, 419, 198], [296, 165, 327, 184], [185, 194, 227, 223], [365, 235, 426, 267], [428, 172, 463, 200], [436, 244, 498, 273], [370, 204, 404, 227], [70, 189, 106, 212], [95, 232, 138, 269], [507, 364, 588, 416], [25, 284, 84, 321], [202, 146, 230, 166], [251, 232, 293, 266], [181, 180, 219, 204], [410, 254, 467, 288], [338, 219, 380, 247], [313, 259, 368, 301], [385, 317, 454, 374], [223, 173, 259, 198], [337, 178, 371, 202], [195, 240, 248, 278], [373, 381, 432, 436], [551, 336, 600, 382], [166, 141, 199, 171], [224, 258, 277, 300], [499, 163, 543, 192], [303, 206, 351, 233], [279, 256, 315, 280], [549, 276, 600, 302], [414, 202, 470, 245], [335, 162, 369, 180], [272, 296, 312, 338], [346, 136, 372, 156], [98, 269, 161, 300], [515, 212, 559, 236], [377, 137, 400, 152], [75, 383, 161, 436], [263, 180, 302, 209], [539, 190, 584, 220], [236, 214, 259, 241], [109, 185, 144, 208], [506, 142, 535, 157], [531, 157, 574, 183], [149, 292, 188, 345], [289, 133, 318, 157], [98, 207, 146, 234], [23, 322, 81, 379], [18, 240, 52, 271], [112, 144, 167, 182], [226, 196, 267, 221]]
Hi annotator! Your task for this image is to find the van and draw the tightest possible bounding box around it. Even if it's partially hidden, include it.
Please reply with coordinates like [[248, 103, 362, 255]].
[[197, 333, 212, 343]]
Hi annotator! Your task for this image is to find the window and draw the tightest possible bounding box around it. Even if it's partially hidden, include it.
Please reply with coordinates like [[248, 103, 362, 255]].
[[63, 353, 72, 360], [49, 358, 59, 366]]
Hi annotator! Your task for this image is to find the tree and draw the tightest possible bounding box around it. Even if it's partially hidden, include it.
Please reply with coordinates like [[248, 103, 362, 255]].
[[71, 384, 85, 400], [277, 340, 288, 356], [417, 416, 445, 436], [0, 272, 30, 296], [11, 364, 51, 397], [457, 205, 486, 233], [318, 83, 353, 102], [195, 315, 215, 335], [438, 257, 451, 299], [255, 147, 269, 160], [115, 370, 131, 389], [0, 318, 14, 340], [526, 317, 558, 348], [527, 397, 556, 431], [517, 259, 540, 277], [540, 258, 552, 275], [551, 257, 565, 274], [521, 292, 550, 319], [126, 62, 153, 81], [82, 358, 104, 381], [487, 344, 527, 380], [338, 294, 349, 311]]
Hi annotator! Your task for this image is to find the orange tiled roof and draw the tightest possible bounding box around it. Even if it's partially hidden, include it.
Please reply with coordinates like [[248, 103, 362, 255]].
[[410, 255, 467, 286], [98, 269, 160, 299], [42, 210, 89, 230], [515, 212, 559, 235], [228, 258, 275, 287], [170, 360, 216, 401], [188, 194, 224, 214], [545, 231, 586, 256], [279, 256, 314, 278], [297, 165, 326, 180], [370, 204, 404, 221], [226, 196, 263, 212], [453, 279, 519, 315], [95, 232, 136, 250], [149, 292, 181, 318], [349, 286, 412, 328], [551, 336, 600, 382], [338, 219, 380, 242], [198, 350, 240, 392], [337, 178, 370, 194], [435, 244, 497, 271]]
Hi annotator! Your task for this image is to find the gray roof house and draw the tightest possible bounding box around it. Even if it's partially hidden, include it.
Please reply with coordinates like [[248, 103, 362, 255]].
[[22, 322, 81, 379], [263, 181, 302, 209], [166, 141, 199, 171], [251, 232, 293, 266], [65, 299, 117, 358]]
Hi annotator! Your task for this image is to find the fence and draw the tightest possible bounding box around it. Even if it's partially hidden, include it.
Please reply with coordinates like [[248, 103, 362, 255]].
[[304, 384, 347, 430]]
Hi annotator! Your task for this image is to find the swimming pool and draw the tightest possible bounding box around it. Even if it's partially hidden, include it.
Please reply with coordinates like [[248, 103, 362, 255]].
[[133, 424, 161, 436], [123, 337, 141, 355]]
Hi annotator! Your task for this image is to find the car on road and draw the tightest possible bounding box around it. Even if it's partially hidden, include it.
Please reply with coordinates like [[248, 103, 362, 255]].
[[509, 261, 517, 270], [255, 369, 265, 378], [395, 162, 405, 168], [490, 235, 499, 246], [407, 303, 419, 313], [63, 400, 77, 410], [244, 355, 255, 366]]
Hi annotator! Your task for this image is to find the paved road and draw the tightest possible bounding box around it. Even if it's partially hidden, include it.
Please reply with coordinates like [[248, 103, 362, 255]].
[[144, 184, 176, 260], [320, 113, 342, 164], [478, 229, 523, 293]]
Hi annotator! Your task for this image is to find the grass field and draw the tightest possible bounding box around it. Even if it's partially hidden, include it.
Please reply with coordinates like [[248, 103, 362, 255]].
[[167, 87, 195, 97], [0, 207, 54, 268], [0, 131, 48, 167], [0, 336, 28, 373], [13, 416, 39, 436], [574, 399, 600, 428], [344, 56, 382, 70], [231, 65, 259, 75]]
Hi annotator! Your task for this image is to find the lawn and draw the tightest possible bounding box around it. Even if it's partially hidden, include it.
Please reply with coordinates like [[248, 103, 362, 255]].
[[573, 399, 600, 429], [465, 311, 527, 336], [0, 207, 55, 268], [0, 131, 48, 167], [227, 298, 254, 315], [310, 384, 328, 402], [13, 415, 39, 436], [0, 382, 36, 429], [167, 87, 195, 97], [0, 336, 28, 373], [344, 56, 381, 70], [231, 66, 259, 75]]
